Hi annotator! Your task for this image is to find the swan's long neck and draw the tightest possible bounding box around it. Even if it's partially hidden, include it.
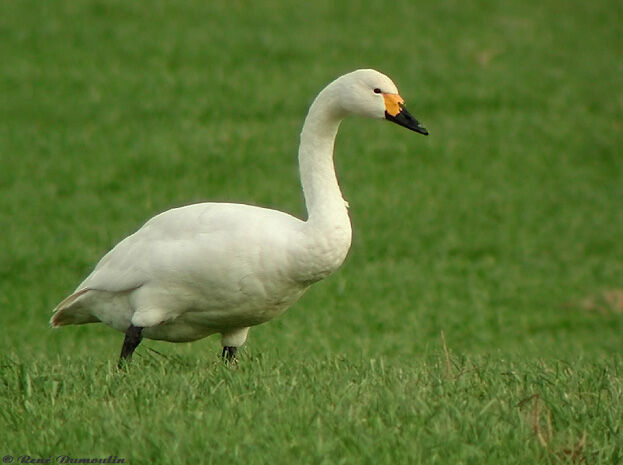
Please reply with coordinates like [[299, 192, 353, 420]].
[[296, 84, 352, 280], [299, 86, 349, 228]]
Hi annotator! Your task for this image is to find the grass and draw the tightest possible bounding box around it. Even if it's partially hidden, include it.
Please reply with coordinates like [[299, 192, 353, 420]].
[[2, 354, 621, 464], [1, 0, 622, 463]]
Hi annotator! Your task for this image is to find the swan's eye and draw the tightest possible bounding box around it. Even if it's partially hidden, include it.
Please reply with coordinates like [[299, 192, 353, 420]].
[[373, 88, 382, 94]]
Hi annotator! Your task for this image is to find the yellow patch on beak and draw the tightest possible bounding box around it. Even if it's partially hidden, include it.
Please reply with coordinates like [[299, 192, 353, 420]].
[[383, 93, 405, 117]]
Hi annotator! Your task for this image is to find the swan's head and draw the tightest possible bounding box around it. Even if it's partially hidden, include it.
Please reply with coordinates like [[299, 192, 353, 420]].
[[334, 69, 428, 135]]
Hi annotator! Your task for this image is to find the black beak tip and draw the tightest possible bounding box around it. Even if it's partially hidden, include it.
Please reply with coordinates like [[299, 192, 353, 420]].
[[416, 125, 429, 136], [386, 109, 428, 136]]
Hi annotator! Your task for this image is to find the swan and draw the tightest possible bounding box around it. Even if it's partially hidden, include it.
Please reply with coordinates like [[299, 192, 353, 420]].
[[50, 69, 428, 365]]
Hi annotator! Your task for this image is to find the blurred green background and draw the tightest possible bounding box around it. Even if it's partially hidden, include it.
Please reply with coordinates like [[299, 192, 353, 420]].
[[1, 0, 621, 463]]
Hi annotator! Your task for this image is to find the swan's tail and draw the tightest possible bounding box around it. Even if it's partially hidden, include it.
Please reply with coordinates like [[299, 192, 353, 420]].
[[50, 288, 99, 327]]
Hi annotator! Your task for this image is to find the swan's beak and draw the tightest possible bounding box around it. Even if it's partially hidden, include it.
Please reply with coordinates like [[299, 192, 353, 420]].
[[383, 94, 428, 135]]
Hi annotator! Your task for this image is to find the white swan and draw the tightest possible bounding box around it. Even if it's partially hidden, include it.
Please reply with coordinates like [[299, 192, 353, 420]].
[[50, 69, 428, 364]]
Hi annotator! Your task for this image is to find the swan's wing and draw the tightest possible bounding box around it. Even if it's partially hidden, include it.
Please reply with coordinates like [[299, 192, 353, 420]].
[[75, 202, 305, 294], [51, 210, 192, 326], [51, 202, 306, 329]]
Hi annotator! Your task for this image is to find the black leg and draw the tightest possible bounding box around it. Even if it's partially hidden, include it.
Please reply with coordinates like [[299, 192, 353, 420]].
[[221, 346, 238, 363], [118, 324, 143, 367]]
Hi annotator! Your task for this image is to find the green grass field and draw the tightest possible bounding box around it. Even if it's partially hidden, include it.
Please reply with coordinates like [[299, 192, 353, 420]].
[[1, 0, 622, 463]]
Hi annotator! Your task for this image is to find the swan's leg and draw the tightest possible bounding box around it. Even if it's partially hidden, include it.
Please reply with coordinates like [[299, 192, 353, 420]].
[[118, 324, 143, 367], [220, 327, 249, 363], [222, 346, 238, 362]]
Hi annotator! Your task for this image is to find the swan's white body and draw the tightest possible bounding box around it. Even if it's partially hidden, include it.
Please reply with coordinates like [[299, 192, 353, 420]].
[[51, 69, 426, 355]]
